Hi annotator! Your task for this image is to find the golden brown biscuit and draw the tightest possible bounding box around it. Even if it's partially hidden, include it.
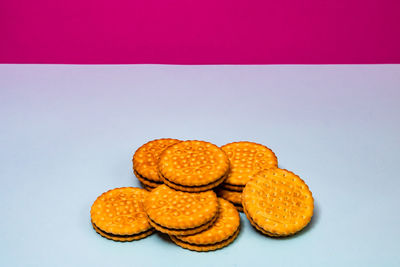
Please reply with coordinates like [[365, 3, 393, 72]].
[[221, 183, 244, 192], [162, 173, 228, 193], [242, 169, 313, 237], [133, 138, 181, 186], [216, 188, 243, 212], [92, 222, 154, 241], [170, 228, 240, 252], [158, 140, 230, 192], [171, 198, 240, 252], [144, 185, 219, 235], [242, 205, 281, 237], [149, 212, 219, 236], [221, 141, 278, 189], [134, 169, 160, 188], [90, 187, 153, 241], [139, 182, 155, 192]]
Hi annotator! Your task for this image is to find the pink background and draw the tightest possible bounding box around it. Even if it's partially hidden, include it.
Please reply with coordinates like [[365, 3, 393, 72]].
[[1, 0, 400, 64]]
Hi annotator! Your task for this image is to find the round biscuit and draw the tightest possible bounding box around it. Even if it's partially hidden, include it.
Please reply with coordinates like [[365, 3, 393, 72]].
[[133, 138, 181, 183], [242, 204, 280, 236], [170, 228, 239, 252], [140, 182, 155, 192], [174, 198, 240, 245], [134, 169, 162, 188], [216, 188, 242, 206], [221, 141, 278, 187], [162, 172, 227, 192], [144, 185, 219, 230], [148, 211, 218, 236], [242, 169, 313, 237], [221, 183, 244, 192], [158, 140, 230, 188], [90, 187, 153, 236], [92, 222, 154, 241]]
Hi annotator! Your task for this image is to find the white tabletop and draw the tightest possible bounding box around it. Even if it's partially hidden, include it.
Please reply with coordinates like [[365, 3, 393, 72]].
[[0, 64, 399, 266]]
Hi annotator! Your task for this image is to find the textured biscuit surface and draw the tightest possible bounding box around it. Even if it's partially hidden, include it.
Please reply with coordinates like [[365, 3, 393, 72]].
[[133, 138, 181, 183], [242, 169, 313, 236], [216, 188, 243, 212], [242, 205, 281, 237], [170, 228, 239, 252], [92, 222, 154, 241], [174, 198, 240, 245], [144, 185, 219, 231], [221, 141, 277, 187], [91, 187, 153, 236], [158, 140, 230, 188], [216, 188, 242, 206]]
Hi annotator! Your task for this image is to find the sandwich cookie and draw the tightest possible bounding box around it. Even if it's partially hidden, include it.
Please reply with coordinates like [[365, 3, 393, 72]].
[[133, 138, 181, 189], [242, 169, 314, 237], [144, 185, 219, 236], [170, 198, 240, 252], [139, 182, 155, 192], [221, 141, 277, 192], [216, 188, 243, 212], [158, 140, 230, 192], [90, 187, 154, 241]]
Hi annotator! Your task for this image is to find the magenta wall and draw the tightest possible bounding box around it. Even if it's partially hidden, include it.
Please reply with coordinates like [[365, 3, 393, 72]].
[[1, 0, 400, 64]]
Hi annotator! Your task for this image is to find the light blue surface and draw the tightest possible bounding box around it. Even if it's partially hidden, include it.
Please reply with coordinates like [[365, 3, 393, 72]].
[[0, 64, 399, 267]]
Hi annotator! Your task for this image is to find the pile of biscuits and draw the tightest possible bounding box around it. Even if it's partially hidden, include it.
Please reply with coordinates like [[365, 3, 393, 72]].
[[90, 139, 314, 251]]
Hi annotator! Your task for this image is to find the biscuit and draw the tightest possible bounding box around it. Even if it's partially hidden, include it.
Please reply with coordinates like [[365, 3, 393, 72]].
[[139, 182, 155, 192], [144, 185, 219, 235], [221, 183, 244, 192], [216, 188, 243, 212], [133, 138, 181, 187], [170, 228, 239, 252], [134, 169, 160, 189], [170, 198, 240, 252], [158, 140, 230, 192], [242, 169, 313, 237], [162, 172, 228, 193], [92, 221, 154, 241], [90, 187, 154, 241], [221, 141, 278, 190]]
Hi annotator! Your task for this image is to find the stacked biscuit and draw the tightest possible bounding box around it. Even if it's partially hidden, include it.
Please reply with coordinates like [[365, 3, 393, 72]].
[[90, 139, 314, 251], [217, 141, 278, 212]]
